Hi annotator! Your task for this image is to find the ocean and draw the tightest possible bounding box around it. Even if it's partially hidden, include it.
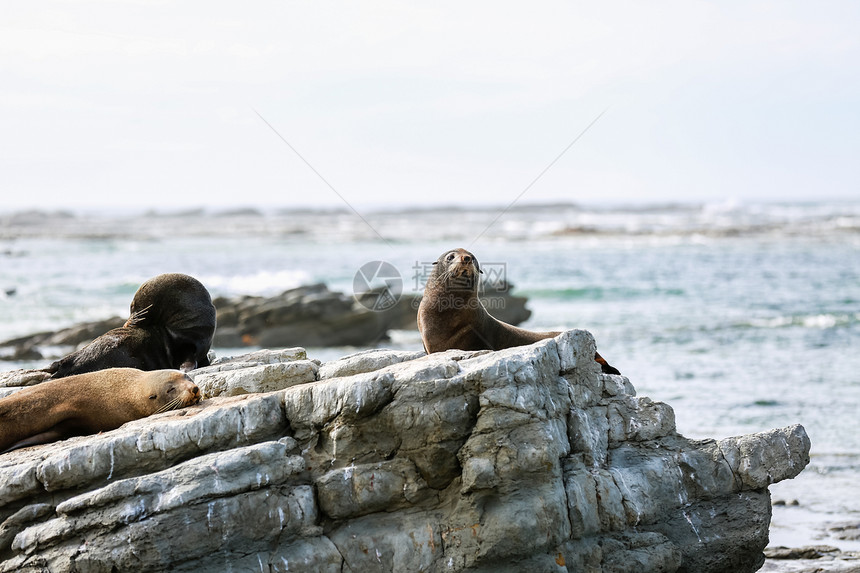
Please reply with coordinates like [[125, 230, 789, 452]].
[[1, 200, 859, 551]]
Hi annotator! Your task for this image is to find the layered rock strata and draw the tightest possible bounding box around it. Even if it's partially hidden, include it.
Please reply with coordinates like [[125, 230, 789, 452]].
[[0, 331, 809, 572]]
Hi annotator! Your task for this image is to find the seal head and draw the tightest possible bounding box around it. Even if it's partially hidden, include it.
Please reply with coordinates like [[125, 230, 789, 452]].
[[125, 273, 217, 371], [44, 273, 216, 378]]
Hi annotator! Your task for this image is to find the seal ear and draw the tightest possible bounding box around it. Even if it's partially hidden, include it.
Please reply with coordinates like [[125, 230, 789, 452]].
[[149, 393, 157, 400], [432, 262, 437, 265]]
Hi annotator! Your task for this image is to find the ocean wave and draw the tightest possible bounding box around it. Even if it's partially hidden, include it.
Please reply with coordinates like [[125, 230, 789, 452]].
[[520, 286, 686, 300], [198, 270, 313, 297], [742, 313, 859, 330], [2, 200, 858, 241]]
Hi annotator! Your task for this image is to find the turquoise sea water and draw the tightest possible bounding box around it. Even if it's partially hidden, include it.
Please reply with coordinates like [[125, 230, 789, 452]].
[[1, 201, 858, 548]]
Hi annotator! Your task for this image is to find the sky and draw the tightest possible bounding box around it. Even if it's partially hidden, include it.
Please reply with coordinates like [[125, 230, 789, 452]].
[[1, 1, 858, 212]]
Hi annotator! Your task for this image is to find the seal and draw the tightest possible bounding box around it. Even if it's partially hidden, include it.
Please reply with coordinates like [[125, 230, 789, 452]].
[[418, 248, 620, 374], [44, 273, 217, 378], [0, 368, 200, 453]]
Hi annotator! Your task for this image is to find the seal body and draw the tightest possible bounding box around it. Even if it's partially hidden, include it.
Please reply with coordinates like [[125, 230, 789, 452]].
[[0, 368, 200, 453], [418, 248, 620, 374], [45, 273, 216, 378]]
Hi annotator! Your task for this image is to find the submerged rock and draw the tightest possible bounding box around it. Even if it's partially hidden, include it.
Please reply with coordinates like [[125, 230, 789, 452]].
[[0, 331, 809, 572]]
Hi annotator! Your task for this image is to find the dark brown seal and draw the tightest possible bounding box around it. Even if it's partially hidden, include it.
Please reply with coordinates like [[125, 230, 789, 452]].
[[44, 273, 216, 378], [0, 368, 200, 453], [418, 248, 620, 374]]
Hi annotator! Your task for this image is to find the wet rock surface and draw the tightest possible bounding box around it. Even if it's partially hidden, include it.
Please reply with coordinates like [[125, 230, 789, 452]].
[[0, 331, 810, 572], [761, 545, 860, 572]]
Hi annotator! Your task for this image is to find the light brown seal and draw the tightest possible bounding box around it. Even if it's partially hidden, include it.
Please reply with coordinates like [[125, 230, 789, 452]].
[[44, 273, 216, 378], [417, 247, 620, 374], [0, 368, 200, 453]]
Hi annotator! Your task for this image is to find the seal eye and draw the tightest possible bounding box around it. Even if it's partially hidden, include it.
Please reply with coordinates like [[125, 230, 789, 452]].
[[167, 387, 175, 394], [446, 253, 455, 262], [149, 394, 157, 400]]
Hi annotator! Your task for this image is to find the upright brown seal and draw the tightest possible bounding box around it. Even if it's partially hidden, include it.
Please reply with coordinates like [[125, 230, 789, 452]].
[[44, 273, 216, 378], [0, 368, 200, 453], [418, 248, 620, 374]]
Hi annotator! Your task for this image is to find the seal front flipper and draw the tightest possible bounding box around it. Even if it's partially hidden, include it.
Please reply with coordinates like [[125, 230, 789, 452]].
[[40, 361, 60, 376], [2, 420, 83, 453], [595, 351, 620, 375]]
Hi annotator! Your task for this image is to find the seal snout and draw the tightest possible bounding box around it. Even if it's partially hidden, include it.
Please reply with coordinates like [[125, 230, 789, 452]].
[[168, 371, 202, 408], [184, 383, 201, 406], [453, 252, 479, 278]]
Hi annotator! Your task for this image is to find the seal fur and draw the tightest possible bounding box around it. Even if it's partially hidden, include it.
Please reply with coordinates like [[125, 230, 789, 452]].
[[0, 368, 200, 453], [418, 247, 620, 374], [44, 273, 216, 378]]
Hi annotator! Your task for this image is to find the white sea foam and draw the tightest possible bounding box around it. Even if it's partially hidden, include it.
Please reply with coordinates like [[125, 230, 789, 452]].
[[200, 270, 312, 297]]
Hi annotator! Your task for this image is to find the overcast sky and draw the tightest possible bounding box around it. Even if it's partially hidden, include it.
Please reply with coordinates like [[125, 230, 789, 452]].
[[2, 1, 858, 211]]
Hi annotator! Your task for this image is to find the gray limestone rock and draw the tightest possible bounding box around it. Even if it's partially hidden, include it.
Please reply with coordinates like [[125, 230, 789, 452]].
[[192, 359, 319, 397], [0, 370, 51, 389], [317, 348, 426, 379], [190, 347, 319, 397], [0, 330, 810, 572]]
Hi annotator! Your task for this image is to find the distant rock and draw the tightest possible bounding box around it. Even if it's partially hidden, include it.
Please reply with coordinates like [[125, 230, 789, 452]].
[[0, 317, 126, 364], [765, 545, 842, 559], [0, 330, 810, 572], [0, 282, 534, 366], [761, 545, 860, 572], [211, 281, 532, 348]]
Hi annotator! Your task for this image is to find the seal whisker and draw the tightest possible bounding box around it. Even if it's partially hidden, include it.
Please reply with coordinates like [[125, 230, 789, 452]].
[[154, 398, 182, 414], [124, 304, 153, 327], [435, 268, 454, 285]]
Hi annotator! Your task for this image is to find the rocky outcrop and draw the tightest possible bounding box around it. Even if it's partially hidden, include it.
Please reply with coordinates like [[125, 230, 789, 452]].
[[212, 281, 532, 348], [0, 282, 533, 362], [0, 331, 810, 572], [0, 317, 125, 364]]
